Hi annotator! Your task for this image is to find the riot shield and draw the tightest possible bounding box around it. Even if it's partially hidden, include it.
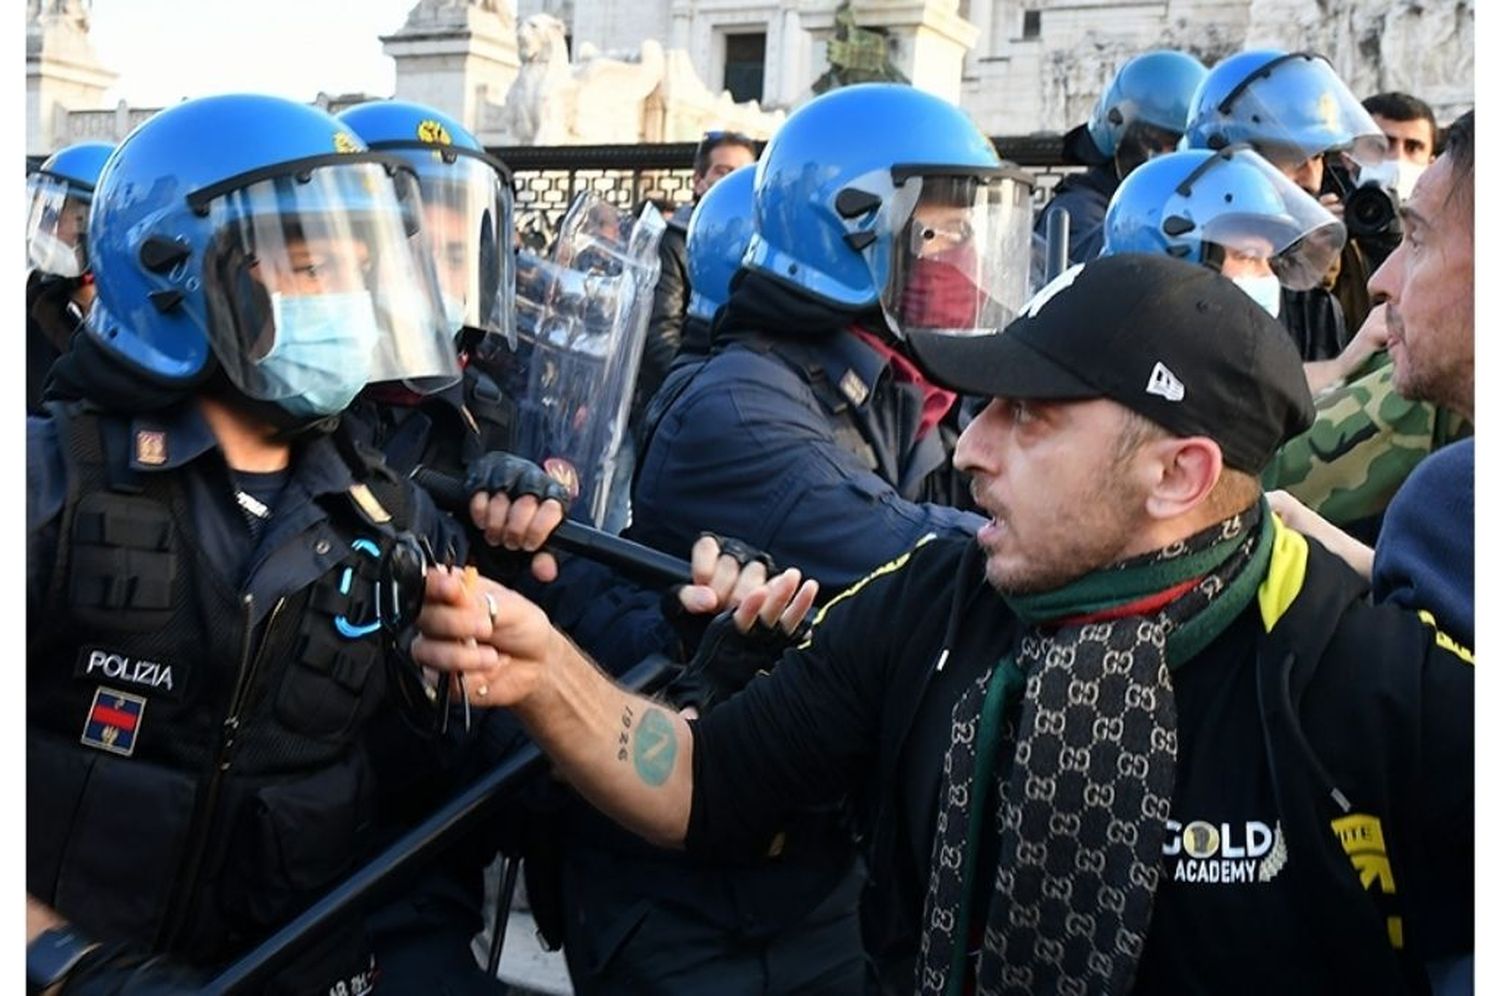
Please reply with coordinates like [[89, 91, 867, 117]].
[[481, 193, 664, 527]]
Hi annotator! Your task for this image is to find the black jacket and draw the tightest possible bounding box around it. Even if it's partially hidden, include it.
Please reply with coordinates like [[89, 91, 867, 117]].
[[687, 526, 1473, 993], [630, 206, 692, 436], [26, 274, 84, 415], [1281, 286, 1351, 361]]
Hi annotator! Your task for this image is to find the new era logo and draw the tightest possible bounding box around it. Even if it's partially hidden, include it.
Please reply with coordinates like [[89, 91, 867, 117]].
[[1146, 362, 1185, 402]]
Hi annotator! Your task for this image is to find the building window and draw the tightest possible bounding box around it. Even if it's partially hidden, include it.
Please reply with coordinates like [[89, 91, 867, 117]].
[[723, 32, 767, 104], [1022, 9, 1041, 39]]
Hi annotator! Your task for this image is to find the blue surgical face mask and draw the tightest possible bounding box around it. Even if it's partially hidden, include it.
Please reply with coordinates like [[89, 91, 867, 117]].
[[260, 291, 380, 417], [1231, 273, 1283, 318]]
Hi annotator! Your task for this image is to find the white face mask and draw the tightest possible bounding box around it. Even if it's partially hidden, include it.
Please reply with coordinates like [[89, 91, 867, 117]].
[[28, 230, 85, 278], [1232, 273, 1283, 318], [1394, 160, 1427, 201], [1357, 159, 1400, 192]]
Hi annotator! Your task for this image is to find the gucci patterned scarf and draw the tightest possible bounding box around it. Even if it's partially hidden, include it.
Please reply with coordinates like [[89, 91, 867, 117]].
[[917, 500, 1271, 996]]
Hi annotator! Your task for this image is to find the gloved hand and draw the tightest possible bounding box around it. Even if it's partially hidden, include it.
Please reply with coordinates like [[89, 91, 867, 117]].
[[464, 452, 572, 582], [666, 564, 819, 714], [662, 532, 779, 655]]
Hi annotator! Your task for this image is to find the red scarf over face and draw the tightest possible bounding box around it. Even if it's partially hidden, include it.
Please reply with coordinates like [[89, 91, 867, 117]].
[[849, 325, 956, 440], [900, 252, 985, 331]]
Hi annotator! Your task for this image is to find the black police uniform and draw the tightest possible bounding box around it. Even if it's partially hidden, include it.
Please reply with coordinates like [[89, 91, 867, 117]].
[[27, 400, 463, 992], [685, 531, 1473, 994]]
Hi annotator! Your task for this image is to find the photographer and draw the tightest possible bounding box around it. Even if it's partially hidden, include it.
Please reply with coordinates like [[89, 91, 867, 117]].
[[1325, 92, 1443, 330]]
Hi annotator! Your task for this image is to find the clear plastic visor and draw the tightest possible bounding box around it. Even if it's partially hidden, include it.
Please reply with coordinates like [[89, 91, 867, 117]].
[[414, 155, 517, 349], [880, 173, 1035, 338], [199, 162, 460, 403], [26, 173, 91, 278], [1226, 58, 1386, 169], [1177, 148, 1346, 290]]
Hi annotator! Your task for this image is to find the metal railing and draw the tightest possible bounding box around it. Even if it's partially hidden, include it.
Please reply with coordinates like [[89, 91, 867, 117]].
[[494, 134, 1076, 246], [203, 652, 676, 994]]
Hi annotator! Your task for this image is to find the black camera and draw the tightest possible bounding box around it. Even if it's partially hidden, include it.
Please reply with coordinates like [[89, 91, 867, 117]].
[[1327, 159, 1402, 261], [1344, 181, 1400, 240]]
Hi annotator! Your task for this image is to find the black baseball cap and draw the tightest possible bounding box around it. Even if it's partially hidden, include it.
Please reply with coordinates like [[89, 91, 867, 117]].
[[907, 253, 1315, 472]]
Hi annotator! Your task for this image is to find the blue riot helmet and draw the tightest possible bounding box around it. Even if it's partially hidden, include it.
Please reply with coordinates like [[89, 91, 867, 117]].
[[685, 163, 754, 323], [745, 83, 1035, 344], [27, 141, 114, 279], [1086, 50, 1207, 170], [1102, 146, 1346, 314], [1183, 50, 1385, 172], [86, 93, 459, 419], [339, 99, 516, 352]]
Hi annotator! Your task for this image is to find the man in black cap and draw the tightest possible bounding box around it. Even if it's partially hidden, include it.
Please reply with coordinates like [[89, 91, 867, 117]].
[[409, 253, 1473, 995]]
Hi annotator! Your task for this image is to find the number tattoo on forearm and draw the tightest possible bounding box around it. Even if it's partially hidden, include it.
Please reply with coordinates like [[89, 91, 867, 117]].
[[616, 703, 677, 786]]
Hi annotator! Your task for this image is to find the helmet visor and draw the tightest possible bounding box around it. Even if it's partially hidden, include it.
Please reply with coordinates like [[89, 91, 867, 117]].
[[1177, 147, 1346, 290], [1221, 55, 1386, 168], [199, 162, 460, 413], [26, 173, 91, 278], [879, 171, 1035, 338], [412, 152, 517, 350]]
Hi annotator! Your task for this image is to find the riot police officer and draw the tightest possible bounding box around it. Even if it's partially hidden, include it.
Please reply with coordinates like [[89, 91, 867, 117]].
[[26, 140, 113, 413], [1035, 49, 1207, 265], [26, 93, 471, 993], [1100, 145, 1347, 318], [553, 83, 1032, 995], [1183, 48, 1388, 357]]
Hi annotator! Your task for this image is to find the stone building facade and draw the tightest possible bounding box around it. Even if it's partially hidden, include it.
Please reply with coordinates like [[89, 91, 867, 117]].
[[28, 0, 1474, 156]]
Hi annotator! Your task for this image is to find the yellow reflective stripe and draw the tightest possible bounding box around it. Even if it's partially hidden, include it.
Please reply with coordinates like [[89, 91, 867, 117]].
[[1387, 916, 1405, 950], [1416, 610, 1474, 665], [1258, 513, 1309, 632], [796, 533, 938, 650]]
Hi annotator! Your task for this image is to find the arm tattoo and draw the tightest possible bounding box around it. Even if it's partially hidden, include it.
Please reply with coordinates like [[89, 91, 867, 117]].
[[616, 704, 633, 762], [631, 707, 678, 787]]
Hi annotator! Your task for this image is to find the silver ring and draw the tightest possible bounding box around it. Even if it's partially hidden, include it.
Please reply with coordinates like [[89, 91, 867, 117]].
[[476, 683, 489, 698], [483, 592, 499, 625]]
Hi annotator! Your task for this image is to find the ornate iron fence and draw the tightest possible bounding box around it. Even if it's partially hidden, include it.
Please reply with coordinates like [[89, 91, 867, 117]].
[[26, 135, 1075, 248], [492, 134, 1076, 247]]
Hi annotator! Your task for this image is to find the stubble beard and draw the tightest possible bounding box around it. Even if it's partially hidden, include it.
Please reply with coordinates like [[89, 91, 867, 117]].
[[981, 473, 1145, 596]]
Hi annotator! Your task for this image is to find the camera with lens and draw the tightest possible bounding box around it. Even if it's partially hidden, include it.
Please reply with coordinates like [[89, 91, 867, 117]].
[[1336, 160, 1402, 242]]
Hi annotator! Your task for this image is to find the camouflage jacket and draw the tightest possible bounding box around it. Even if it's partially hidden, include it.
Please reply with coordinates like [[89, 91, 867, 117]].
[[1263, 352, 1472, 525]]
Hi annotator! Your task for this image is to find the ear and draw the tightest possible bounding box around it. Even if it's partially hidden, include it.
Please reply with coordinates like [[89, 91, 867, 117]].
[[1140, 436, 1223, 521]]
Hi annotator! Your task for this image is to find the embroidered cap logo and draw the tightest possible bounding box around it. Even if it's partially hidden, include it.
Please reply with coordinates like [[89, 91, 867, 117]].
[[1146, 362, 1185, 402]]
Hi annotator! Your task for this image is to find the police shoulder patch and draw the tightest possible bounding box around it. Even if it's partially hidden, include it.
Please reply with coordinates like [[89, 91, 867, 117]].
[[81, 687, 147, 757]]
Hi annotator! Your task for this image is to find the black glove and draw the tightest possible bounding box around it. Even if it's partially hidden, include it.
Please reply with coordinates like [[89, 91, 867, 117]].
[[697, 531, 778, 576], [659, 532, 779, 656], [664, 609, 810, 715], [463, 452, 573, 509], [60, 943, 204, 995]]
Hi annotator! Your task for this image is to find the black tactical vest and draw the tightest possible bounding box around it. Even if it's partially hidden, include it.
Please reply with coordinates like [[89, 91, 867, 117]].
[[27, 406, 410, 992]]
